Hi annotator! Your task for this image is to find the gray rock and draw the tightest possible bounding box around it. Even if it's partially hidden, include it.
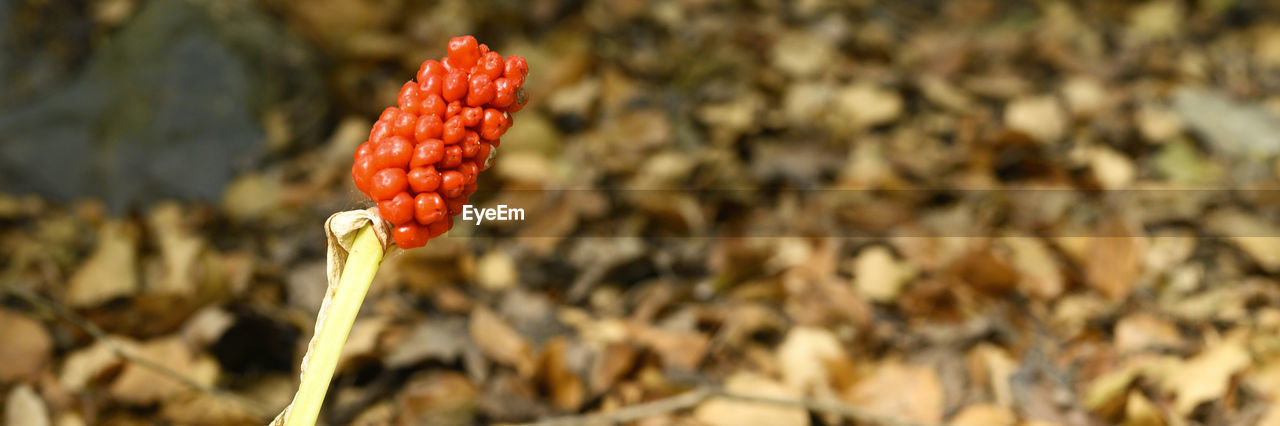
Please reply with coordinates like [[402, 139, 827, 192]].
[[0, 0, 325, 211]]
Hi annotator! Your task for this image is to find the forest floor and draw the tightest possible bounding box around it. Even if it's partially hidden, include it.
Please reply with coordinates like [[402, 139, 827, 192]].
[[5, 0, 1280, 425]]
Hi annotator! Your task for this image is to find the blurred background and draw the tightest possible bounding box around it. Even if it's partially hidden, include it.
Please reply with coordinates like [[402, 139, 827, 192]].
[[4, 0, 1280, 424]]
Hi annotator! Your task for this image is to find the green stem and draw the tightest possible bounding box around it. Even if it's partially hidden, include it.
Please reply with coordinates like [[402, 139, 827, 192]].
[[286, 224, 385, 426]]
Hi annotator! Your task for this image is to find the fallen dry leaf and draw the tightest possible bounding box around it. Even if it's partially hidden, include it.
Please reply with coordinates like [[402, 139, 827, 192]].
[[845, 360, 944, 424], [950, 245, 1020, 294], [161, 392, 258, 426], [1001, 237, 1064, 299], [1164, 333, 1251, 415], [1114, 313, 1183, 354], [397, 371, 480, 425], [694, 372, 808, 426], [950, 403, 1016, 426], [536, 337, 585, 411], [1136, 104, 1184, 143], [146, 202, 205, 296], [1084, 365, 1140, 417], [590, 342, 638, 394], [1124, 390, 1166, 426], [385, 319, 468, 368], [1085, 221, 1144, 300], [475, 249, 518, 290], [1061, 75, 1107, 118], [67, 220, 139, 307], [470, 307, 536, 377], [1089, 146, 1136, 190], [969, 344, 1017, 407], [179, 307, 235, 349], [833, 83, 903, 130], [627, 321, 709, 371], [60, 339, 127, 392], [1005, 95, 1067, 143], [109, 337, 200, 405], [853, 246, 915, 302], [1206, 209, 1280, 271], [0, 309, 52, 383], [5, 384, 51, 426], [775, 326, 847, 393], [1129, 0, 1182, 41], [771, 31, 836, 78]]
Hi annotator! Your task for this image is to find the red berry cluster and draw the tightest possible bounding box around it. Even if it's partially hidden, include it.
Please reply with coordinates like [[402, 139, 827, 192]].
[[352, 35, 529, 249]]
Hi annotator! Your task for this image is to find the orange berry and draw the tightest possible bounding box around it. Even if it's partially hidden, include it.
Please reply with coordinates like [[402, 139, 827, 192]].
[[369, 168, 407, 201], [442, 68, 469, 101], [439, 145, 462, 168], [410, 139, 445, 168], [446, 35, 479, 68], [408, 166, 441, 193], [378, 192, 414, 225], [441, 170, 464, 198], [414, 192, 446, 225], [414, 114, 443, 142]]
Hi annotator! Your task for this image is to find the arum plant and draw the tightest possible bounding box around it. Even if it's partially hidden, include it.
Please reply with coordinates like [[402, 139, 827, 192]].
[[272, 35, 529, 426]]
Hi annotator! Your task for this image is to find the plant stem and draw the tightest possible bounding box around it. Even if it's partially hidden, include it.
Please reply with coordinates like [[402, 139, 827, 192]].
[[287, 224, 385, 426]]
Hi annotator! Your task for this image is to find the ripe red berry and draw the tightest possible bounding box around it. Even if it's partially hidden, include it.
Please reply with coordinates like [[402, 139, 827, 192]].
[[427, 216, 451, 238], [466, 74, 495, 106], [377, 192, 414, 225], [374, 136, 413, 170], [378, 107, 399, 123], [508, 89, 528, 113], [354, 141, 373, 162], [462, 107, 482, 127], [480, 108, 506, 140], [398, 82, 422, 114], [504, 56, 529, 86], [421, 93, 446, 118], [460, 131, 480, 158], [442, 115, 465, 144], [410, 139, 445, 168], [446, 100, 462, 119], [408, 166, 441, 193], [476, 144, 493, 170], [414, 114, 444, 142], [369, 120, 392, 143], [458, 161, 478, 183], [440, 170, 464, 198], [370, 168, 407, 201], [491, 78, 515, 108], [416, 59, 446, 82], [477, 52, 504, 80], [447, 35, 480, 68], [440, 145, 462, 168], [352, 155, 376, 192], [393, 224, 429, 248], [442, 68, 469, 102], [392, 110, 416, 137], [419, 74, 443, 96], [414, 192, 445, 224]]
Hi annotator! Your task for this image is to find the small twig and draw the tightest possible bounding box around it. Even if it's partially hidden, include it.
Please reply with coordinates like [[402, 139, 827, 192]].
[[1, 283, 272, 419], [505, 388, 713, 426], [505, 386, 935, 426]]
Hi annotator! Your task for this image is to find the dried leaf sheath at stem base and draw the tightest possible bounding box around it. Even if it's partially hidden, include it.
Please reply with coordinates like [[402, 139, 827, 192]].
[[274, 209, 393, 426]]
